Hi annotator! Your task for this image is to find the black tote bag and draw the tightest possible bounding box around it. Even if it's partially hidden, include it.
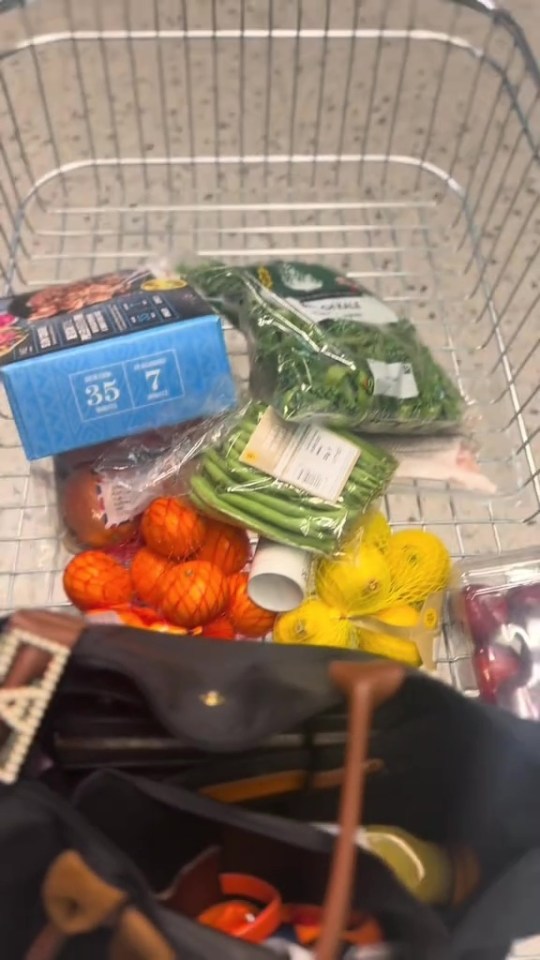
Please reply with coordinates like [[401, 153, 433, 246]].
[[7, 616, 540, 959]]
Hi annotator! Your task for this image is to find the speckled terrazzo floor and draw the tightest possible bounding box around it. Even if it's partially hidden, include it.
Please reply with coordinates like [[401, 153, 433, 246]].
[[0, 0, 538, 615]]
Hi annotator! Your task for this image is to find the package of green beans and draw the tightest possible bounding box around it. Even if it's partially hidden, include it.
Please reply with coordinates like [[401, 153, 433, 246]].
[[190, 402, 397, 554]]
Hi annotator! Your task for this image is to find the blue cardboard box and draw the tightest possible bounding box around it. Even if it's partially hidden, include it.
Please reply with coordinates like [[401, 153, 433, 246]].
[[0, 271, 236, 459]]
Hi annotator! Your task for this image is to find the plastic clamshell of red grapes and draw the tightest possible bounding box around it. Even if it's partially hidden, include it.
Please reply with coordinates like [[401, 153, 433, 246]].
[[460, 585, 509, 648], [507, 582, 540, 624]]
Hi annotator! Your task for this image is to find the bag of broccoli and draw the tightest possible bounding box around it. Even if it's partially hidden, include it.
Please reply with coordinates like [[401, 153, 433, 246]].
[[181, 260, 464, 434]]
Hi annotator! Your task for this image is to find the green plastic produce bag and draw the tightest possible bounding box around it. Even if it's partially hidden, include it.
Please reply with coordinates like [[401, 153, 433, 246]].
[[183, 260, 464, 435]]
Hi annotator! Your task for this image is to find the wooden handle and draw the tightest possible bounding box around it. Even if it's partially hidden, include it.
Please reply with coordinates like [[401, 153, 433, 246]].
[[315, 661, 406, 960]]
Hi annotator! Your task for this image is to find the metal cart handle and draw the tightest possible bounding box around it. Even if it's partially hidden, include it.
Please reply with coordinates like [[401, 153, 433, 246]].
[[453, 0, 499, 12], [453, 0, 540, 87], [316, 660, 406, 960]]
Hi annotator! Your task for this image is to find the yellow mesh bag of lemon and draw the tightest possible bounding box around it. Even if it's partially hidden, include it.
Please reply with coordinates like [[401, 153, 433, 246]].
[[274, 513, 450, 667]]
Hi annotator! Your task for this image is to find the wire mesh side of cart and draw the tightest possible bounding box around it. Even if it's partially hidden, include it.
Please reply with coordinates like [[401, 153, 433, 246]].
[[0, 0, 539, 614]]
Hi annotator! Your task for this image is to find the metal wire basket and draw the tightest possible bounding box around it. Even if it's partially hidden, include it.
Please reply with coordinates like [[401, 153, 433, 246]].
[[0, 0, 539, 615]]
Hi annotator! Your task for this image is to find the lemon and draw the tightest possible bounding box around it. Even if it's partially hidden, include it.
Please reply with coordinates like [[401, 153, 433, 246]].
[[273, 599, 355, 648], [386, 530, 451, 605], [342, 510, 391, 557], [356, 604, 421, 667], [316, 543, 391, 617], [375, 603, 421, 631], [361, 510, 392, 554]]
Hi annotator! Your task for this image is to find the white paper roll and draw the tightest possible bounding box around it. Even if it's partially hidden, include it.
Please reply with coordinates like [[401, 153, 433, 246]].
[[248, 539, 313, 613]]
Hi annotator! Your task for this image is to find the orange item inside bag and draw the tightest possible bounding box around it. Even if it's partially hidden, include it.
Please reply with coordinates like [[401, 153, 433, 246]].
[[86, 605, 153, 629], [148, 619, 189, 636], [63, 551, 132, 610], [141, 497, 206, 560], [227, 573, 276, 638], [161, 560, 229, 628], [201, 615, 236, 640], [86, 605, 189, 635]]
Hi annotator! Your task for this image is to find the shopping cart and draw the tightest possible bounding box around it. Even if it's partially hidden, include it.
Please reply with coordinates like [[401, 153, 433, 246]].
[[0, 0, 538, 627]]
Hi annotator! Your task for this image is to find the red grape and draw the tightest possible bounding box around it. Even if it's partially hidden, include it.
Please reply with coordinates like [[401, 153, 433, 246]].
[[474, 643, 523, 704], [507, 582, 540, 622], [461, 586, 509, 647]]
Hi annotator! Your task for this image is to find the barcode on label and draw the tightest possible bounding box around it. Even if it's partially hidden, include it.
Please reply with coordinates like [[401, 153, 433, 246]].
[[295, 468, 323, 490], [241, 408, 361, 503]]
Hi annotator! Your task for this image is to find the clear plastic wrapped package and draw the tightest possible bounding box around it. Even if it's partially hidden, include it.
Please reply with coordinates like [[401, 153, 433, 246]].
[[190, 401, 398, 555], [448, 549, 540, 718], [352, 594, 444, 670], [56, 412, 235, 551], [57, 417, 283, 638], [376, 436, 496, 494], [182, 260, 465, 435]]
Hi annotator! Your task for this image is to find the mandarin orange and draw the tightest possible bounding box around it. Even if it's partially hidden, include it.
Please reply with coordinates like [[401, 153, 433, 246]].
[[227, 572, 276, 638], [197, 520, 251, 575], [131, 547, 173, 609], [161, 560, 228, 628], [63, 551, 132, 610], [141, 497, 206, 560]]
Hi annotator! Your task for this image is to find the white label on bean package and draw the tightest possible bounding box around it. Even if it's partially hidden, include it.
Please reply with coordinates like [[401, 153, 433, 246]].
[[240, 407, 360, 503]]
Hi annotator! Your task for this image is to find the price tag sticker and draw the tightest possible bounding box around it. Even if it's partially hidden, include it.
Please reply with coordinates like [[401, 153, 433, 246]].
[[240, 407, 360, 503], [97, 462, 161, 527], [367, 359, 419, 400]]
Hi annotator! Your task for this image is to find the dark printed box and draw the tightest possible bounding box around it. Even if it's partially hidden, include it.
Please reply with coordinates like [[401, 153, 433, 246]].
[[0, 270, 236, 459]]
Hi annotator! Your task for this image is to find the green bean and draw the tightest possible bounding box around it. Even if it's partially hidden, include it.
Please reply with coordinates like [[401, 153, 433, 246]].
[[214, 489, 333, 549], [191, 476, 324, 552], [221, 486, 345, 536], [201, 461, 325, 536], [205, 449, 358, 520]]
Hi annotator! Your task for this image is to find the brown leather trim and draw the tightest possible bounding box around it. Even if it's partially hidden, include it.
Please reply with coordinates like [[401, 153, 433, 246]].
[[450, 846, 481, 906], [25, 851, 175, 960], [43, 851, 127, 934], [24, 924, 65, 960], [4, 611, 85, 689], [111, 907, 175, 960], [10, 611, 86, 649], [0, 612, 86, 760]]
